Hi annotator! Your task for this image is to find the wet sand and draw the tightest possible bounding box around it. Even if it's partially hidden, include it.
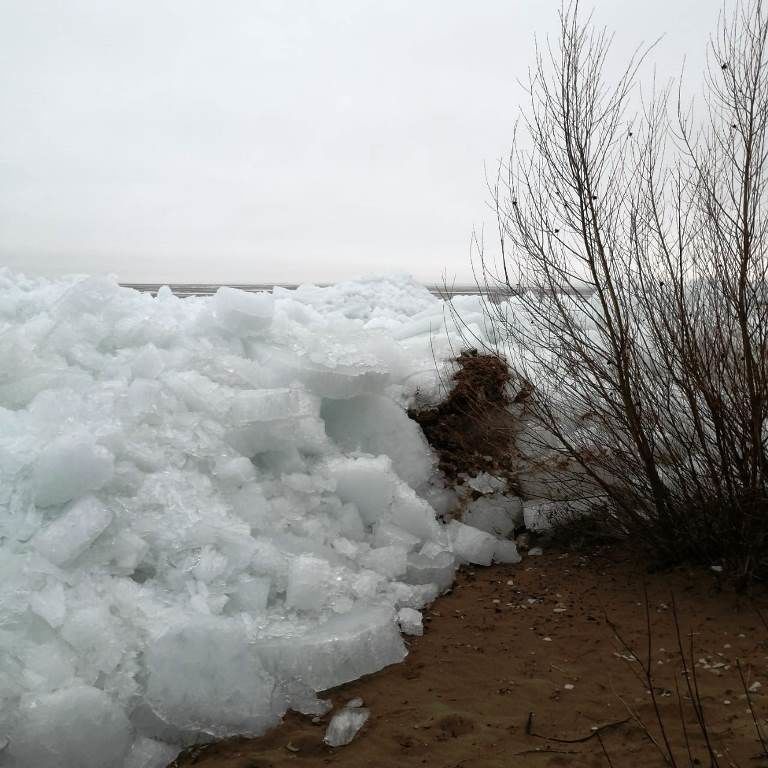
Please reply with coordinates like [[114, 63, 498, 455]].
[[171, 546, 768, 768]]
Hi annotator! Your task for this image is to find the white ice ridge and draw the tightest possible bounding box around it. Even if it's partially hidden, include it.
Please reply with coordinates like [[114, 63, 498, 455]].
[[0, 271, 519, 768]]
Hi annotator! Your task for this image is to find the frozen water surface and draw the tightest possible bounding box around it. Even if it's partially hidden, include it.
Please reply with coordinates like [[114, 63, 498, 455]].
[[0, 271, 521, 767]]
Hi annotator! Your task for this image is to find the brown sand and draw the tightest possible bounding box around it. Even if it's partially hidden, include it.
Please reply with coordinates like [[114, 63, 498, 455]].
[[170, 547, 768, 768]]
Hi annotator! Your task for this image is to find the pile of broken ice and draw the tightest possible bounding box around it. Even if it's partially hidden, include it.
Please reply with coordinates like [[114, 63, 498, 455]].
[[0, 271, 525, 768]]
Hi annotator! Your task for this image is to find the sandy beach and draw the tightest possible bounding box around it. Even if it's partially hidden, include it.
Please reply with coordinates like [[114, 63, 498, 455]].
[[172, 546, 768, 768]]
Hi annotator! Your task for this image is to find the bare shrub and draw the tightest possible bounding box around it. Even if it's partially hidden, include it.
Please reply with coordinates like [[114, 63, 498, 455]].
[[467, 0, 768, 585]]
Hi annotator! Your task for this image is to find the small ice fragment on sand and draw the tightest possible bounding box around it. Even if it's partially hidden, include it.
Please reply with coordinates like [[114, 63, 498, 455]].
[[493, 539, 522, 564], [324, 706, 370, 747], [346, 697, 364, 708], [397, 607, 424, 636], [528, 547, 543, 557]]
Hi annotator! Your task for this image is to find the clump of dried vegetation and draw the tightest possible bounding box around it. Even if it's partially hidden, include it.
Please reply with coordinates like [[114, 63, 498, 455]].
[[408, 350, 520, 485], [464, 0, 768, 587]]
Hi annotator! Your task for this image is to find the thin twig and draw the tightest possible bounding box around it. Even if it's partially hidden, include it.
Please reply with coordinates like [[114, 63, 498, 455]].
[[526, 711, 630, 744]]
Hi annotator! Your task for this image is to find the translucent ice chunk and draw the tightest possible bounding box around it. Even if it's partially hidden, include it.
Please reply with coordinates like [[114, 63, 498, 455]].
[[31, 495, 113, 566], [230, 576, 271, 613], [5, 686, 131, 768], [390, 486, 442, 541], [321, 394, 434, 488], [226, 417, 328, 456], [33, 436, 114, 507], [230, 388, 319, 423], [405, 549, 456, 590], [28, 580, 67, 627], [214, 456, 257, 487], [285, 555, 334, 611], [466, 471, 507, 494], [493, 539, 522, 564], [130, 344, 164, 379], [324, 706, 370, 747], [448, 520, 497, 566], [372, 522, 420, 552], [258, 607, 406, 691], [122, 737, 178, 768], [213, 286, 274, 335], [397, 607, 424, 636], [462, 494, 521, 537], [327, 455, 396, 525], [145, 619, 280, 738], [360, 545, 408, 578], [523, 500, 556, 532]]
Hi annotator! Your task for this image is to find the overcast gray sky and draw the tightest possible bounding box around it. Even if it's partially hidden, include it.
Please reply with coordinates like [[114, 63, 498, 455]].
[[0, 0, 722, 284]]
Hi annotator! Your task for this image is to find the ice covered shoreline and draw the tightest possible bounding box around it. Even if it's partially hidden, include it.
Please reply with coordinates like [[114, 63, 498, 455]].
[[0, 272, 524, 768]]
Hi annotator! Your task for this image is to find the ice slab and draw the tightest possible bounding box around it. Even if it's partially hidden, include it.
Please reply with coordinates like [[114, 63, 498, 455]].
[[258, 607, 406, 692]]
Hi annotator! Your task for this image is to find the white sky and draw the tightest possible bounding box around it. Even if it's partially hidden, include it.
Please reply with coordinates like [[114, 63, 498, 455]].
[[0, 0, 722, 284]]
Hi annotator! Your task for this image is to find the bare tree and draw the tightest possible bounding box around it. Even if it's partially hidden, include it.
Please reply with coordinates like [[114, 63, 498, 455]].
[[469, 0, 768, 585]]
